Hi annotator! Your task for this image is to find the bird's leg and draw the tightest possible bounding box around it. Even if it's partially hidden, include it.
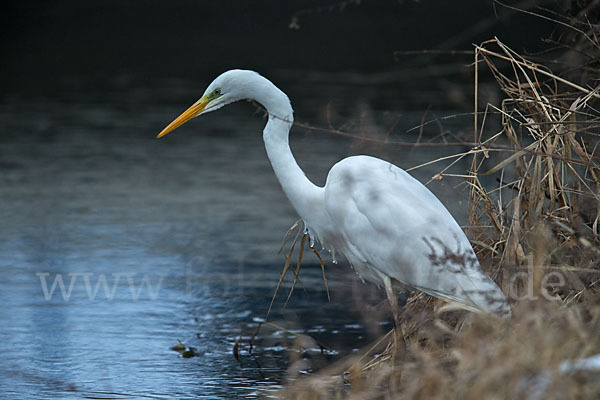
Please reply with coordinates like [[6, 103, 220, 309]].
[[381, 275, 405, 361]]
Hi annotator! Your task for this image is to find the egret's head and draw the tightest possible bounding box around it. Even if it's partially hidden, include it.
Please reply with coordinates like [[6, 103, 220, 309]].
[[157, 70, 262, 138]]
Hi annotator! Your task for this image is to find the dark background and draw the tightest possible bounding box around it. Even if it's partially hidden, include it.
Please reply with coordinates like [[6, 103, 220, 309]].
[[2, 0, 558, 104]]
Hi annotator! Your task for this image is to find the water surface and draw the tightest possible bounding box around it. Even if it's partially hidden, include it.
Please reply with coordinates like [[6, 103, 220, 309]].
[[0, 73, 475, 398]]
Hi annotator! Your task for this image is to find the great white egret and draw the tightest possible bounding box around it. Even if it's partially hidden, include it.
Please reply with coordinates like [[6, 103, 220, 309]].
[[157, 70, 511, 327]]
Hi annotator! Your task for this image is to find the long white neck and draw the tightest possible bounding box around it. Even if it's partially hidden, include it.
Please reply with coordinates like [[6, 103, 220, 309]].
[[251, 77, 325, 229], [263, 116, 323, 221]]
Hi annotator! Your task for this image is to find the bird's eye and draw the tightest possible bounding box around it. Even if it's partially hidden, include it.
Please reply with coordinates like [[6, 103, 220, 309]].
[[214, 89, 221, 95]]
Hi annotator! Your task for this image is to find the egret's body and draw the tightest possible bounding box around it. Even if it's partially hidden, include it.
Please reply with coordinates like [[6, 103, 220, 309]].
[[158, 70, 511, 318]]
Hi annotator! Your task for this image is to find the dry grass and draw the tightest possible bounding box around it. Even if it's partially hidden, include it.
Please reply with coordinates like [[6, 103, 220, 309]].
[[266, 219, 330, 319], [277, 302, 600, 399], [469, 37, 600, 268]]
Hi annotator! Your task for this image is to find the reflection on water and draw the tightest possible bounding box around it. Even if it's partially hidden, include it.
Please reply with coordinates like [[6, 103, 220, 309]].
[[0, 74, 475, 398]]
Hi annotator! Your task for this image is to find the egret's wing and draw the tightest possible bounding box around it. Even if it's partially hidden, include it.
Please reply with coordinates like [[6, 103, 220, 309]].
[[324, 155, 510, 316]]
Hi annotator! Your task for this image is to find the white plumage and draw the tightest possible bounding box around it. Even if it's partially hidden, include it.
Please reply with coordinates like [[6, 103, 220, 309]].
[[158, 69, 511, 320]]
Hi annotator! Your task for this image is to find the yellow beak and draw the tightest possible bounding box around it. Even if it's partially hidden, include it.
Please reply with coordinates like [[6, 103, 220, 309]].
[[157, 96, 210, 138]]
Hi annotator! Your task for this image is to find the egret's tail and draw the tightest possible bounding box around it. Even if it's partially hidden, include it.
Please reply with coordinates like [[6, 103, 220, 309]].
[[416, 274, 511, 318]]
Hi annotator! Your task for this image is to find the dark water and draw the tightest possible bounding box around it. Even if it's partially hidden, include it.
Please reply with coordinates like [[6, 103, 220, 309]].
[[0, 72, 478, 398]]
